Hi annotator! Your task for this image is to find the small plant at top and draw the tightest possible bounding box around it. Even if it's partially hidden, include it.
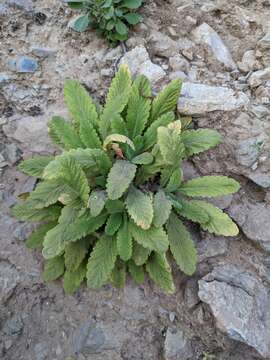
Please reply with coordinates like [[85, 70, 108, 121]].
[[68, 0, 143, 44], [12, 65, 240, 294]]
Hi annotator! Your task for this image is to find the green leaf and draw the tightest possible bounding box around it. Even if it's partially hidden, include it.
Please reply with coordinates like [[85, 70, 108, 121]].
[[181, 129, 222, 156], [111, 115, 128, 136], [42, 256, 65, 282], [157, 126, 185, 165], [132, 242, 150, 266], [103, 134, 135, 151], [143, 112, 175, 150], [128, 260, 144, 284], [178, 176, 240, 198], [153, 189, 172, 227], [188, 200, 239, 236], [87, 236, 117, 289], [99, 65, 132, 139], [48, 116, 83, 150], [124, 13, 142, 25], [79, 118, 102, 149], [133, 75, 152, 97], [64, 238, 90, 272], [166, 168, 183, 192], [42, 211, 107, 259], [64, 79, 99, 130], [126, 86, 151, 139], [167, 213, 197, 276], [132, 152, 153, 165], [146, 253, 175, 294], [105, 213, 123, 235], [106, 160, 137, 200], [115, 20, 128, 35], [129, 221, 169, 253], [69, 149, 111, 175], [88, 190, 107, 217], [117, 215, 132, 261], [125, 186, 153, 230], [11, 201, 61, 222], [150, 79, 181, 122], [63, 261, 86, 294], [111, 260, 126, 288], [123, 0, 142, 9], [19, 156, 54, 177], [69, 14, 89, 32], [26, 222, 57, 249], [105, 199, 125, 213], [176, 199, 209, 224]]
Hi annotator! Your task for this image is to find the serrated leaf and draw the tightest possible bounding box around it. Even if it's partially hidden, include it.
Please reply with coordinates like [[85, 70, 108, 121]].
[[111, 260, 126, 288], [48, 116, 83, 150], [181, 129, 222, 156], [26, 222, 57, 249], [103, 134, 135, 151], [176, 199, 209, 224], [128, 260, 144, 284], [42, 211, 107, 259], [153, 189, 172, 227], [157, 126, 185, 165], [42, 256, 65, 282], [133, 75, 152, 98], [111, 115, 129, 135], [117, 214, 132, 261], [105, 213, 122, 236], [125, 186, 153, 229], [129, 221, 169, 252], [11, 201, 61, 222], [132, 242, 150, 266], [68, 149, 111, 175], [126, 86, 151, 139], [64, 238, 90, 272], [64, 79, 99, 130], [99, 65, 132, 139], [167, 212, 197, 275], [168, 120, 181, 134], [143, 112, 175, 150], [179, 176, 240, 198], [105, 199, 125, 213], [63, 261, 87, 294], [189, 200, 239, 236], [79, 118, 102, 149], [106, 160, 137, 200], [166, 168, 183, 192], [131, 152, 153, 165], [19, 156, 54, 177], [88, 190, 107, 217], [150, 79, 181, 122], [58, 203, 81, 224], [146, 253, 175, 294], [87, 236, 117, 289]]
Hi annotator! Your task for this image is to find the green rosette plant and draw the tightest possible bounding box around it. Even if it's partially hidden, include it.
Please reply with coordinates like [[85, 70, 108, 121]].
[[12, 65, 240, 294], [68, 0, 143, 44]]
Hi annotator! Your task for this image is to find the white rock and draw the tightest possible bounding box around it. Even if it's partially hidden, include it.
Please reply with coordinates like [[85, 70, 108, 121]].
[[238, 50, 260, 73], [120, 46, 166, 84], [164, 327, 193, 360], [192, 23, 236, 70], [169, 54, 189, 72], [258, 31, 270, 49], [178, 82, 249, 115], [248, 67, 270, 88], [149, 30, 180, 58]]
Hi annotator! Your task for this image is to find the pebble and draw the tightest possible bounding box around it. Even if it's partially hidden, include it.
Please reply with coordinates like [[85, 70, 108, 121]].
[[30, 47, 57, 59], [248, 67, 270, 88], [258, 31, 270, 49], [8, 56, 38, 73]]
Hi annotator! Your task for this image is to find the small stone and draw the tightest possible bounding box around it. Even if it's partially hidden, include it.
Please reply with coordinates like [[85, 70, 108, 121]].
[[164, 327, 193, 360], [2, 143, 21, 165], [169, 54, 189, 72], [0, 154, 8, 168], [0, 73, 10, 86], [248, 172, 270, 189], [184, 279, 199, 310], [149, 31, 179, 58], [250, 105, 270, 118], [6, 0, 33, 11], [169, 71, 188, 81], [235, 138, 261, 167], [8, 56, 38, 73], [34, 342, 49, 360], [229, 200, 270, 252], [120, 46, 166, 85], [192, 23, 236, 70], [169, 312, 176, 322], [258, 31, 270, 49], [178, 83, 249, 115], [249, 67, 270, 88], [3, 315, 24, 336], [238, 50, 260, 73], [30, 47, 57, 58], [198, 265, 270, 358], [198, 236, 229, 263], [4, 340, 13, 350]]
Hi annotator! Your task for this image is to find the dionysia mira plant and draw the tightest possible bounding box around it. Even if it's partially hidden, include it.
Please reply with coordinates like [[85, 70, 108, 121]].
[[12, 65, 240, 294]]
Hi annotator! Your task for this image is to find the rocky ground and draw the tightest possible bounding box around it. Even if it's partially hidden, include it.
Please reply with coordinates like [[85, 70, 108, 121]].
[[0, 0, 270, 359]]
